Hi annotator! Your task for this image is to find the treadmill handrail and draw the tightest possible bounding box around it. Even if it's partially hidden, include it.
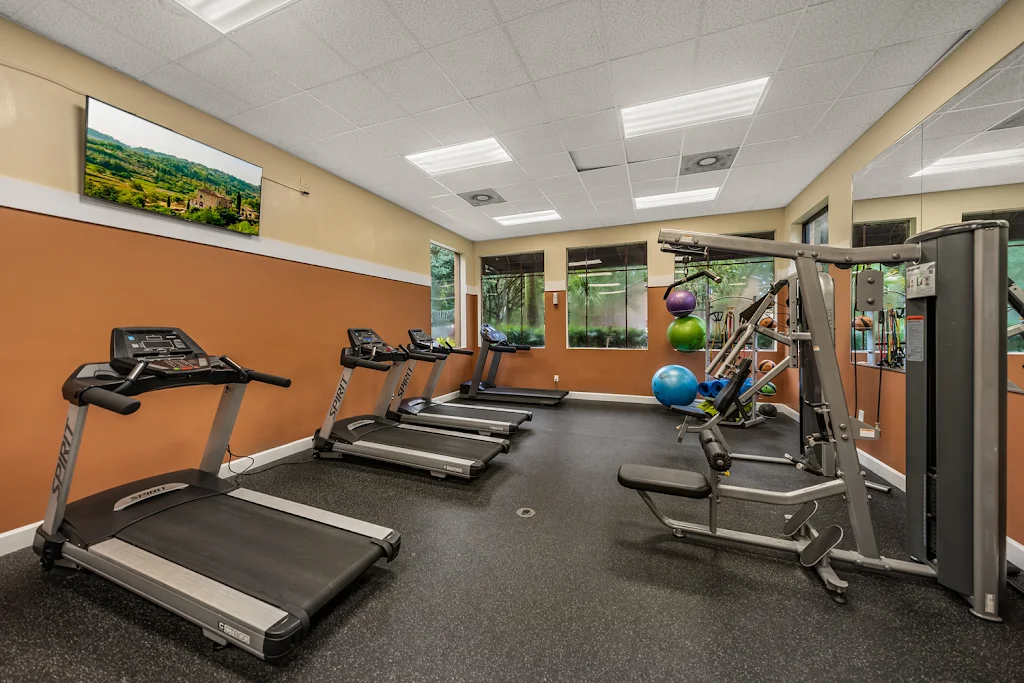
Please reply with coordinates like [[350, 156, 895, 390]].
[[79, 386, 141, 415]]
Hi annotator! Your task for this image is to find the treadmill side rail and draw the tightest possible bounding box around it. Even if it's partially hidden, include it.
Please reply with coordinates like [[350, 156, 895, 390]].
[[78, 539, 300, 660], [227, 489, 401, 560]]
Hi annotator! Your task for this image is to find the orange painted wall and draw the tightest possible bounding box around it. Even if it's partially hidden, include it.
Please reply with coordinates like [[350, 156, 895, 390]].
[[479, 289, 794, 399], [0, 207, 473, 532]]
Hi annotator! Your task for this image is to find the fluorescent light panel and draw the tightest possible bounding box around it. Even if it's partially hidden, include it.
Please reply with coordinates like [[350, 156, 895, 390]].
[[173, 0, 299, 33], [911, 149, 1024, 176], [406, 138, 512, 176], [588, 282, 622, 287], [621, 77, 770, 139], [568, 259, 602, 267], [634, 187, 720, 209], [493, 209, 561, 226]]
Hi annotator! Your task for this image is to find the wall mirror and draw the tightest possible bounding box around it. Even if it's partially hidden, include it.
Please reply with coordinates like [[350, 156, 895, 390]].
[[851, 42, 1024, 378]]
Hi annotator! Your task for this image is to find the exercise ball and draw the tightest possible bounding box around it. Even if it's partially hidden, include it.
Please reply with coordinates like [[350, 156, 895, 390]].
[[651, 365, 699, 408], [666, 289, 697, 318], [758, 403, 778, 418], [759, 317, 776, 329], [667, 315, 706, 351], [759, 382, 777, 396], [758, 359, 776, 373]]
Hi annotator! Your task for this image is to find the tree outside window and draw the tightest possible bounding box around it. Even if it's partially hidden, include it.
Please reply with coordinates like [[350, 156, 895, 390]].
[[430, 243, 460, 345], [567, 243, 648, 349], [481, 252, 545, 346]]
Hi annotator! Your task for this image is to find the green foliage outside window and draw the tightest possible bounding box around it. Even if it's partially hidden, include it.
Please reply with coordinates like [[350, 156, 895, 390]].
[[568, 243, 648, 349], [674, 258, 776, 351], [482, 253, 545, 347], [430, 244, 457, 345]]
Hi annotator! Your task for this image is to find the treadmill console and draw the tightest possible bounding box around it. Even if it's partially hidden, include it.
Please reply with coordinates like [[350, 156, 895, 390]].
[[408, 329, 439, 351], [480, 324, 508, 344], [110, 327, 214, 377], [347, 328, 404, 361]]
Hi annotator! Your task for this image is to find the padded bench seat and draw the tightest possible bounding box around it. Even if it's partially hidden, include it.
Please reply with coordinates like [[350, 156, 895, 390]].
[[617, 464, 711, 499], [670, 404, 708, 419]]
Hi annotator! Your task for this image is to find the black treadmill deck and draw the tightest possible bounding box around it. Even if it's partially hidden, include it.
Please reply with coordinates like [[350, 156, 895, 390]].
[[460, 382, 567, 406], [117, 495, 386, 618]]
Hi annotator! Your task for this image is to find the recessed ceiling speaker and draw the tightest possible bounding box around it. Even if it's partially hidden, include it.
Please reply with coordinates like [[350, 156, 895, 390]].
[[679, 147, 739, 175], [458, 188, 507, 206]]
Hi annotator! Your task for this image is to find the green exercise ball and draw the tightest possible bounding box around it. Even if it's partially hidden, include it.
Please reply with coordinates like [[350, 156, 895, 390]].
[[667, 315, 706, 352]]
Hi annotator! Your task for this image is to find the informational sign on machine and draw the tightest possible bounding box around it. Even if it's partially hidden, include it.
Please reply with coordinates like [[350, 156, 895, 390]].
[[906, 263, 936, 299]]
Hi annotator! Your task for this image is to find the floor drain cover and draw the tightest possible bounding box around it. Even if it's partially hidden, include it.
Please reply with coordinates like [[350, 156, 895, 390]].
[[516, 508, 536, 518]]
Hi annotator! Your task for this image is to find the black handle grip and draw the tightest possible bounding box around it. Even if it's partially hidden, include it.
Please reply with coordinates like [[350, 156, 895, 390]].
[[514, 344, 530, 351], [770, 278, 789, 295], [450, 347, 473, 356], [80, 387, 141, 415], [357, 358, 391, 371], [492, 344, 517, 353], [245, 370, 292, 387], [406, 350, 437, 362]]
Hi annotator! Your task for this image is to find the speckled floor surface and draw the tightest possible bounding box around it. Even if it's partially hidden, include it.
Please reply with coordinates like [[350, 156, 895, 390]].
[[2, 400, 1023, 682]]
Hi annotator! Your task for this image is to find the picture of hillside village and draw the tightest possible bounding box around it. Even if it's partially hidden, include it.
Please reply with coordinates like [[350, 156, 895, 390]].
[[84, 115, 261, 235]]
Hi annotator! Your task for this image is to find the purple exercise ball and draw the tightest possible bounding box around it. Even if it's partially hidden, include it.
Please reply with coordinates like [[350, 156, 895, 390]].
[[666, 289, 697, 318]]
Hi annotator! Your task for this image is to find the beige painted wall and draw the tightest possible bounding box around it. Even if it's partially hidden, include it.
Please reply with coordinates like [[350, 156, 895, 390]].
[[474, 209, 784, 286], [0, 18, 474, 280], [853, 183, 1024, 229], [785, 0, 1024, 245]]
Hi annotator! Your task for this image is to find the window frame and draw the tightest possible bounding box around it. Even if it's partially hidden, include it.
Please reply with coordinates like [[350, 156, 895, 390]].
[[673, 245, 778, 354], [429, 241, 463, 348], [480, 251, 547, 349], [566, 242, 649, 350], [802, 207, 829, 246], [963, 210, 1024, 355]]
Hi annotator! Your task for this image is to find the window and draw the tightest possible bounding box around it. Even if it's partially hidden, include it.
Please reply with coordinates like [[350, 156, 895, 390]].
[[803, 207, 828, 245], [481, 252, 545, 346], [674, 231, 776, 351], [848, 220, 912, 369], [852, 220, 910, 248], [430, 243, 460, 345], [567, 243, 648, 349], [964, 210, 1024, 352]]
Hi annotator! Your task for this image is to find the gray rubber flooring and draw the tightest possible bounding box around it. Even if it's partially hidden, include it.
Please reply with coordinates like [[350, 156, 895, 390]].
[[1, 399, 1023, 682]]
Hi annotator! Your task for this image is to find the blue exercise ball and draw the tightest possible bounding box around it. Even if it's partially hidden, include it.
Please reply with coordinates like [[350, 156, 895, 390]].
[[651, 364, 699, 408]]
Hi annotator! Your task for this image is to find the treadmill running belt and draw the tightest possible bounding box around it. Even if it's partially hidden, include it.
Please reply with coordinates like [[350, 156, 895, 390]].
[[116, 495, 384, 616], [363, 427, 503, 461], [484, 386, 568, 400], [426, 404, 529, 424]]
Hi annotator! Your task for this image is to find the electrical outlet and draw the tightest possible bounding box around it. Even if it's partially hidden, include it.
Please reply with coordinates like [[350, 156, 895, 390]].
[[554, 375, 559, 383], [299, 178, 310, 194]]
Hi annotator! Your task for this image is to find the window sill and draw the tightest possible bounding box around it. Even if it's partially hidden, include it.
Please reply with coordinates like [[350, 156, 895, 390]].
[[852, 360, 905, 374], [566, 346, 649, 351]]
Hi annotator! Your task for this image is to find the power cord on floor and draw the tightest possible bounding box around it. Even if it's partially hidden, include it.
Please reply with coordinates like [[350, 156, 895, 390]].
[[226, 444, 315, 477]]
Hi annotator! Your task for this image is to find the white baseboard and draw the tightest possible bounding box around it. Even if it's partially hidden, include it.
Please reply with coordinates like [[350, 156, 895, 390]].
[[856, 448, 907, 492], [772, 402, 799, 421], [1009, 537, 1024, 571], [434, 390, 460, 403], [0, 522, 39, 557], [566, 391, 660, 404], [0, 437, 310, 557]]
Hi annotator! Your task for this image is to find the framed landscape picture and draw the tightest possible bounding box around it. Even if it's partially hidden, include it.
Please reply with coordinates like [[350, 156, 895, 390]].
[[84, 98, 263, 236]]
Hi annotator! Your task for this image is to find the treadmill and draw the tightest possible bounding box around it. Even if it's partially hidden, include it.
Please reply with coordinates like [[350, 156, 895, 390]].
[[312, 328, 509, 478], [459, 324, 569, 406], [386, 329, 531, 436], [34, 327, 400, 660]]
